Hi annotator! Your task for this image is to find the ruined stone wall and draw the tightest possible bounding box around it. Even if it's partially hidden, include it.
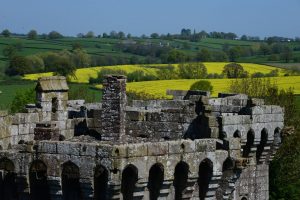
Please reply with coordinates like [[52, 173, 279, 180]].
[[126, 100, 197, 140], [0, 76, 285, 200], [0, 111, 39, 149], [0, 138, 227, 200]]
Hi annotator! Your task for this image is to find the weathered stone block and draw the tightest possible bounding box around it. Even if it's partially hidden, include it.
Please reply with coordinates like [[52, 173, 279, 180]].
[[195, 139, 216, 152], [80, 143, 97, 157], [126, 110, 146, 121], [38, 141, 57, 154], [127, 143, 147, 157], [18, 124, 30, 134], [112, 145, 128, 157], [57, 142, 81, 155], [147, 142, 168, 156]]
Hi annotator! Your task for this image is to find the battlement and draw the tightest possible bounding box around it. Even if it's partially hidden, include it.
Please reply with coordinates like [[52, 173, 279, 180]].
[[0, 76, 284, 200]]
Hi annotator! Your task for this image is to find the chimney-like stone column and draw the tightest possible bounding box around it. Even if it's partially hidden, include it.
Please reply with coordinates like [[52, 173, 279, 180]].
[[101, 75, 127, 140]]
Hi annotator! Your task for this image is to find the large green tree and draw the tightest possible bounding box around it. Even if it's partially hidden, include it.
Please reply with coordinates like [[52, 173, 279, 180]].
[[222, 63, 248, 78], [2, 45, 17, 59], [5, 55, 31, 76], [27, 29, 38, 39], [196, 48, 211, 62], [1, 29, 11, 37], [178, 62, 207, 79], [227, 46, 241, 62], [280, 46, 293, 63], [48, 31, 63, 39]]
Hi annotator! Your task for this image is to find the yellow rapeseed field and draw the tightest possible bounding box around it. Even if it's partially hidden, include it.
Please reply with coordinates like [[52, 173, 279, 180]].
[[122, 76, 300, 98], [23, 63, 285, 83]]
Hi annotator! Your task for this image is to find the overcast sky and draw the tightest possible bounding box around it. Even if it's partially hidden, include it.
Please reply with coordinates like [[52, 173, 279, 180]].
[[1, 0, 299, 38]]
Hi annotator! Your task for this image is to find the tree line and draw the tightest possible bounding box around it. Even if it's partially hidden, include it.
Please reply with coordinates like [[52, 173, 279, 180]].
[[89, 62, 279, 85], [1, 28, 299, 77], [2, 28, 299, 42]]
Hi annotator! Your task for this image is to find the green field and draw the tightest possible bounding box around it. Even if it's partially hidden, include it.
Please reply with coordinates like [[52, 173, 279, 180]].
[[23, 62, 286, 83]]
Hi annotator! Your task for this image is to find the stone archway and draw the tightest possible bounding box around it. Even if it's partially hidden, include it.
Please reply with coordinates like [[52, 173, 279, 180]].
[[243, 129, 255, 157], [29, 160, 50, 200], [61, 161, 81, 200], [256, 128, 268, 162], [216, 157, 235, 200], [94, 165, 109, 200], [198, 158, 213, 200], [121, 164, 138, 200], [233, 130, 241, 138], [173, 161, 189, 200], [274, 127, 281, 145], [0, 157, 17, 200], [148, 163, 164, 200]]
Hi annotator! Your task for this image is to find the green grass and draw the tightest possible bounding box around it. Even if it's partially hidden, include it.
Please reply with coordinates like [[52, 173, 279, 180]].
[[0, 82, 35, 108], [296, 95, 300, 111], [0, 81, 101, 109]]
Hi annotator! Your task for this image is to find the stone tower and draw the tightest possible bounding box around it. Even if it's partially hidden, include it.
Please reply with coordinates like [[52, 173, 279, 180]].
[[101, 75, 127, 141]]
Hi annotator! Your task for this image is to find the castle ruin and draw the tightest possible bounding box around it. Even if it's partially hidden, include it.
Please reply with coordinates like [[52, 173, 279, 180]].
[[0, 75, 284, 200]]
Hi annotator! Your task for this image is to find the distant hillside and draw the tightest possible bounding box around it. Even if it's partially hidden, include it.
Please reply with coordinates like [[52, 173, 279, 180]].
[[1, 34, 300, 78]]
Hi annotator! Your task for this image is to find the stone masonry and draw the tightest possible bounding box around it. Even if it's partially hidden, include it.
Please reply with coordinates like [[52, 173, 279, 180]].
[[0, 75, 284, 200]]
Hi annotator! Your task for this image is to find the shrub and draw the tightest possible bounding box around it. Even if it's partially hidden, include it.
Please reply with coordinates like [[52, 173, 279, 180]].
[[9, 88, 35, 114], [190, 80, 213, 93], [157, 65, 178, 80], [265, 69, 279, 77], [251, 72, 265, 78], [206, 73, 224, 79], [127, 70, 157, 82]]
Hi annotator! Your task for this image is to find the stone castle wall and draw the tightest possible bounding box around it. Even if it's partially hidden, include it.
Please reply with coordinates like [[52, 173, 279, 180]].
[[0, 75, 284, 200]]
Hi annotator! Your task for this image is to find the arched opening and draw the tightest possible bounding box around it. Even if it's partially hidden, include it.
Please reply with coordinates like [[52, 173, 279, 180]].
[[29, 160, 49, 200], [74, 120, 89, 136], [256, 128, 268, 162], [233, 130, 241, 138], [216, 158, 235, 200], [0, 158, 17, 200], [173, 161, 189, 200], [51, 97, 58, 113], [94, 165, 109, 200], [243, 129, 255, 157], [61, 161, 81, 200], [121, 164, 138, 200], [148, 163, 164, 200], [241, 197, 247, 200], [219, 131, 227, 140], [198, 158, 213, 200], [274, 128, 281, 146]]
